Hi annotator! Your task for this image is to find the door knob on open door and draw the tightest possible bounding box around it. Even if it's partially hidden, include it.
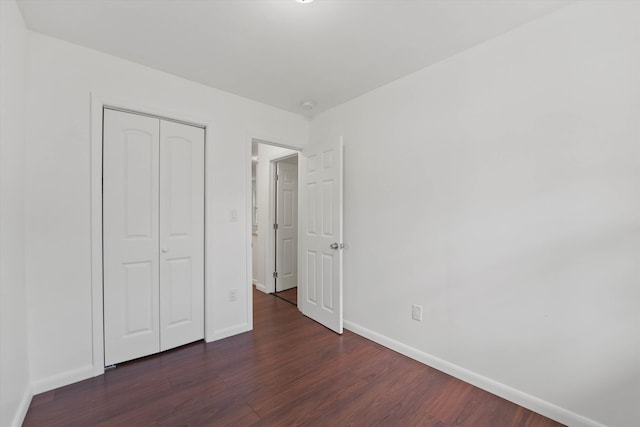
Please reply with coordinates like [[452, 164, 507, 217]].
[[330, 243, 344, 250]]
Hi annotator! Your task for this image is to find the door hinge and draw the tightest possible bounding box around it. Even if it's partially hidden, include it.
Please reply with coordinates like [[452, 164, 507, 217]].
[[273, 223, 278, 230], [273, 271, 278, 278], [275, 174, 279, 181]]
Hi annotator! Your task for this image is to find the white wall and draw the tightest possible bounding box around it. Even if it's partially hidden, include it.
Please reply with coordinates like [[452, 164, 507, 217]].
[[254, 143, 297, 292], [25, 32, 308, 392], [310, 2, 640, 427], [0, 0, 31, 426]]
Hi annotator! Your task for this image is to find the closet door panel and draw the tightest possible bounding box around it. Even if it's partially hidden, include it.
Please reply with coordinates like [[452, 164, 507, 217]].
[[103, 109, 161, 366], [159, 120, 205, 351]]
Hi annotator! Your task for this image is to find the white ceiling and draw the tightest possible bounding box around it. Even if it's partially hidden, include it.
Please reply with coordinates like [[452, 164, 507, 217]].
[[17, 0, 569, 116]]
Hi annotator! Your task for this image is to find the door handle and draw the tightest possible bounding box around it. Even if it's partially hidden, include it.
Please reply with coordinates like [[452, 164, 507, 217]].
[[161, 248, 168, 253], [330, 243, 344, 250]]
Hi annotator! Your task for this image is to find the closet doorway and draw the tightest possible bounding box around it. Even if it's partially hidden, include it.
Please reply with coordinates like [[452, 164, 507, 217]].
[[103, 108, 205, 366]]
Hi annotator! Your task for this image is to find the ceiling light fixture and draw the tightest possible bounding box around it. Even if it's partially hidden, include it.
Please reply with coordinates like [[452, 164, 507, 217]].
[[296, 0, 315, 3]]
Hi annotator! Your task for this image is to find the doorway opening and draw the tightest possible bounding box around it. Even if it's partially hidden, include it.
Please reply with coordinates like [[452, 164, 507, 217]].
[[251, 140, 300, 307], [248, 136, 344, 334], [101, 106, 206, 368]]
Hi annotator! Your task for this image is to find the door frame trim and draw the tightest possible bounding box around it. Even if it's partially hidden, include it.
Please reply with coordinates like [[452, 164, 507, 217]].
[[90, 92, 213, 377]]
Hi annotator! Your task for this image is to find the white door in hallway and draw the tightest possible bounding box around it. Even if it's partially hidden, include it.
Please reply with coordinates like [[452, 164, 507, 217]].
[[103, 109, 204, 366], [275, 159, 298, 292], [298, 137, 344, 334]]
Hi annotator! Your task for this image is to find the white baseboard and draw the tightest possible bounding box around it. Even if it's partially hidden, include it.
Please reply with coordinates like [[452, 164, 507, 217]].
[[343, 320, 604, 427], [255, 282, 268, 293], [30, 364, 94, 395], [10, 388, 32, 427], [32, 326, 252, 395], [207, 323, 251, 342]]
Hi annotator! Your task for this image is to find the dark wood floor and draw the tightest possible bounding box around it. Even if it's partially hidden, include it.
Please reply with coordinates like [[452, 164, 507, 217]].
[[24, 288, 564, 426], [274, 286, 297, 305]]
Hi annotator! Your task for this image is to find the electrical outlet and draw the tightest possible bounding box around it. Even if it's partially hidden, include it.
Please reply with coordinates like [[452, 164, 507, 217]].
[[230, 209, 238, 222], [229, 288, 237, 302], [412, 304, 422, 321]]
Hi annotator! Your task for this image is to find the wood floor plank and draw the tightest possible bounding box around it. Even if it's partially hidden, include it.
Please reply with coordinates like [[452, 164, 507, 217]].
[[23, 287, 564, 427]]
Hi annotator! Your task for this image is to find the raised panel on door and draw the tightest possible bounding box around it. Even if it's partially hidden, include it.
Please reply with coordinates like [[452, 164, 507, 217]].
[[103, 108, 160, 366], [298, 138, 343, 334], [159, 120, 205, 351], [276, 160, 298, 292]]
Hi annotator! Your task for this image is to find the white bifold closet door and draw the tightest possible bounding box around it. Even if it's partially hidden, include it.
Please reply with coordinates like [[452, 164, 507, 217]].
[[103, 108, 204, 366]]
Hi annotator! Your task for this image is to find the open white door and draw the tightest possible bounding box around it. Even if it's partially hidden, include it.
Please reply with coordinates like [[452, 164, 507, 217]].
[[298, 137, 343, 334]]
